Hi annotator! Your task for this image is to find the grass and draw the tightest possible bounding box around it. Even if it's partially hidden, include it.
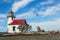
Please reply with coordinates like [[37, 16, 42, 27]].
[[0, 34, 60, 40]]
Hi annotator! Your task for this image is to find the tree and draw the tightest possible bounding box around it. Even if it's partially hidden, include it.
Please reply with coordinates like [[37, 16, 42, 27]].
[[28, 26, 32, 31], [37, 26, 41, 32], [41, 29, 45, 32], [17, 24, 23, 32], [18, 24, 32, 32]]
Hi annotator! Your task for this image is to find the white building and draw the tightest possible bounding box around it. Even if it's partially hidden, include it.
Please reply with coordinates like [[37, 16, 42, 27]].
[[7, 10, 31, 33]]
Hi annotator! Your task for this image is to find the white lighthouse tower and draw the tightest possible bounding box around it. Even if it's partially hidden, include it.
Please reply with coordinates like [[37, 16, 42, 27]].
[[7, 10, 15, 24], [7, 10, 15, 33]]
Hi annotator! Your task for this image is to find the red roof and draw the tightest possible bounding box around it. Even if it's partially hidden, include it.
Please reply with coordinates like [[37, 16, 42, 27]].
[[9, 20, 27, 25]]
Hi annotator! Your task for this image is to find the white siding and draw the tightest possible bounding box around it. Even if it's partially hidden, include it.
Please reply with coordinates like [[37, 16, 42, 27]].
[[8, 25, 21, 33], [8, 17, 13, 24]]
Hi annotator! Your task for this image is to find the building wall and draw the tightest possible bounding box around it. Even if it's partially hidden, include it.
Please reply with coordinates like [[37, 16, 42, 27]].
[[8, 17, 13, 24], [8, 25, 21, 33]]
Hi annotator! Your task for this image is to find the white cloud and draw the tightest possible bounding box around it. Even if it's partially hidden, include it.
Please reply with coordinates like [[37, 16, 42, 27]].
[[12, 0, 34, 12], [4, 0, 9, 2], [38, 4, 60, 17], [40, 0, 54, 5], [16, 13, 35, 19], [16, 4, 60, 19], [29, 18, 60, 31], [14, 0, 19, 1], [0, 14, 6, 22], [0, 26, 7, 32], [0, 26, 6, 29], [16, 8, 36, 19], [0, 20, 5, 22], [4, 0, 12, 3], [0, 14, 6, 18]]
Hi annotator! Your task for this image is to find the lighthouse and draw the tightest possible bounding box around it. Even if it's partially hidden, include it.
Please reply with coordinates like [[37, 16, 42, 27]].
[[7, 10, 15, 24], [7, 10, 16, 33], [7, 10, 31, 33]]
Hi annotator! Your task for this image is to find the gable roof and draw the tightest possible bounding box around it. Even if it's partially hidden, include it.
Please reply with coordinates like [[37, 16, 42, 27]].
[[9, 20, 27, 25]]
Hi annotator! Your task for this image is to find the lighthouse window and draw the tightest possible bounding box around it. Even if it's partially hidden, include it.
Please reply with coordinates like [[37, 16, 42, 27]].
[[13, 26, 15, 31]]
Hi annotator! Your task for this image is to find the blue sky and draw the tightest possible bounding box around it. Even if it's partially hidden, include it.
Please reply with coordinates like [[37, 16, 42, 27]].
[[0, 0, 60, 32]]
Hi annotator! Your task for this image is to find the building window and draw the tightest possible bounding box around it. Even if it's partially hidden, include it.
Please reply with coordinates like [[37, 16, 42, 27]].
[[13, 26, 15, 31]]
